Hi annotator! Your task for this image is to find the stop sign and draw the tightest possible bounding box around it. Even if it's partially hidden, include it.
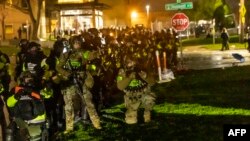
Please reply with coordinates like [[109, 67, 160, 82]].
[[171, 13, 189, 31]]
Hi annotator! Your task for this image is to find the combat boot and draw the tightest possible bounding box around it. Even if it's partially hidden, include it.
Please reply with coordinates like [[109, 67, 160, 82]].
[[144, 110, 151, 123], [125, 110, 137, 124], [90, 115, 102, 129], [65, 117, 74, 132], [5, 128, 14, 141], [19, 128, 30, 141], [63, 130, 73, 135]]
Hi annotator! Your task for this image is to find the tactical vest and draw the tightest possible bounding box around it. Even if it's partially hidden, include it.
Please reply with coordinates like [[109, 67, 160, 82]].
[[12, 86, 45, 121], [63, 59, 82, 71], [63, 51, 84, 71], [124, 73, 148, 93]]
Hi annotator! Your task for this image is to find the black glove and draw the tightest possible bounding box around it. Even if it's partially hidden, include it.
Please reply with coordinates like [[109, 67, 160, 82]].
[[23, 88, 32, 95], [15, 88, 32, 98], [14, 89, 25, 99]]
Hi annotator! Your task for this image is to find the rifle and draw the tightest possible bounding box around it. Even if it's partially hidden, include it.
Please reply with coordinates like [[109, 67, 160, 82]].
[[67, 58, 85, 99], [67, 56, 89, 120]]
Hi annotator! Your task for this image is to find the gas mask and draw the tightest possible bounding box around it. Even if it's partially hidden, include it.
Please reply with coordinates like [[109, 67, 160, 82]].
[[62, 40, 71, 53], [19, 71, 35, 87]]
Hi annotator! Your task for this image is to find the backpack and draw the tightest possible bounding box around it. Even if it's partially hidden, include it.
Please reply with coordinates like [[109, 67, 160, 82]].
[[12, 87, 45, 121]]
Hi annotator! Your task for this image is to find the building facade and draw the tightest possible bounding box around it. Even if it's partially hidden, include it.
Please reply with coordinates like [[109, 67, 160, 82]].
[[0, 0, 32, 40], [1, 0, 249, 40], [0, 0, 110, 40], [48, 0, 110, 37]]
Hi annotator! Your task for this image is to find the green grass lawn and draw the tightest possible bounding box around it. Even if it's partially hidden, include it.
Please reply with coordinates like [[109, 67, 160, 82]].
[[58, 66, 250, 141], [202, 43, 247, 50]]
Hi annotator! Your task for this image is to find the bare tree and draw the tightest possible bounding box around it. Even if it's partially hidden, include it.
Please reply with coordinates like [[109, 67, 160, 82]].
[[0, 0, 43, 40], [24, 0, 43, 40], [0, 0, 8, 40]]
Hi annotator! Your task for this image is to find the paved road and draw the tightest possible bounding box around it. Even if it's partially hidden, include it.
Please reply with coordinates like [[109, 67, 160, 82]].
[[178, 47, 250, 70]]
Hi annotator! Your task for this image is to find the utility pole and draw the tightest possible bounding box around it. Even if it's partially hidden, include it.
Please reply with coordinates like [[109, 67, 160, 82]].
[[26, 20, 30, 40], [39, 0, 46, 39], [239, 0, 246, 43], [213, 18, 215, 44], [92, 0, 98, 28]]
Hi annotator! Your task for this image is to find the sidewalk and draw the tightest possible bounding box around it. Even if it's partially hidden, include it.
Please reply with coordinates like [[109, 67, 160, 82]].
[[179, 46, 250, 70]]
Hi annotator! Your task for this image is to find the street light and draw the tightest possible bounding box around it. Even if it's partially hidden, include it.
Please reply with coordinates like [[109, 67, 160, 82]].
[[146, 5, 150, 28], [131, 11, 138, 19], [131, 11, 138, 27], [146, 5, 150, 17]]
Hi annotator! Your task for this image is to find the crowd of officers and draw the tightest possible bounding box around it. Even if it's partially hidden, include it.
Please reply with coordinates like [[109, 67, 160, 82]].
[[0, 26, 180, 140]]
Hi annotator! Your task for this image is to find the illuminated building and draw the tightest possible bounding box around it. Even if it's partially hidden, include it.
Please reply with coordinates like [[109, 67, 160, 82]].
[[49, 0, 110, 34], [0, 0, 110, 40]]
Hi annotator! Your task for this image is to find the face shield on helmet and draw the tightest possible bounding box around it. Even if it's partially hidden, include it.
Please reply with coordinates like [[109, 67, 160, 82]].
[[62, 39, 71, 53], [62, 39, 70, 48]]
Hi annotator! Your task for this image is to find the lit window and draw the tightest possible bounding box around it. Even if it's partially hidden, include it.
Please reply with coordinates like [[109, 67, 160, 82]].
[[5, 24, 13, 34], [7, 0, 12, 5]]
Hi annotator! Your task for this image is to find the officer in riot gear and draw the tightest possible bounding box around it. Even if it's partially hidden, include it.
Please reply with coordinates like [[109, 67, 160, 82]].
[[0, 50, 11, 98], [0, 50, 11, 141], [6, 71, 47, 141], [116, 55, 156, 124], [44, 38, 69, 132], [21, 42, 46, 89], [56, 35, 101, 133], [15, 39, 29, 80]]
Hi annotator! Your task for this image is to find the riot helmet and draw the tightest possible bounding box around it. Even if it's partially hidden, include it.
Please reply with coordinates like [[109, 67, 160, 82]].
[[19, 39, 29, 51], [27, 42, 41, 55], [88, 28, 99, 37]]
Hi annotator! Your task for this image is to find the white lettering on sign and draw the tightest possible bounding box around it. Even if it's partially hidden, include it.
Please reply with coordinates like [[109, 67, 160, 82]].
[[228, 129, 247, 136], [172, 19, 188, 26], [171, 13, 189, 31]]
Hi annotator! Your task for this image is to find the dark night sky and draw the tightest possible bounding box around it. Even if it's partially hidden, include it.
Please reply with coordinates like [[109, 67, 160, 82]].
[[130, 0, 241, 12], [99, 0, 241, 23]]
